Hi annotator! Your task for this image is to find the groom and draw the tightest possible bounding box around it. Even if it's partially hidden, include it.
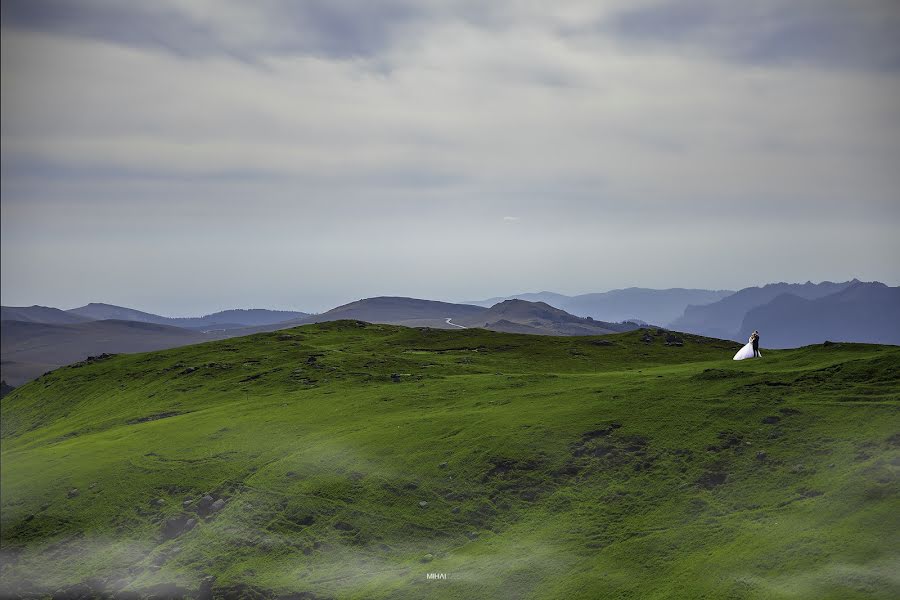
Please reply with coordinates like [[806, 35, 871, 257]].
[[751, 331, 760, 357]]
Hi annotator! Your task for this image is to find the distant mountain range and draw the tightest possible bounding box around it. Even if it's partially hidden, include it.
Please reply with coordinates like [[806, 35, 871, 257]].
[[670, 280, 861, 341], [1, 305, 91, 324], [741, 281, 900, 348], [292, 297, 637, 335], [3, 280, 897, 386], [67, 303, 309, 330], [0, 304, 308, 386], [0, 297, 635, 386], [1, 319, 209, 387], [455, 299, 638, 335], [469, 288, 734, 326]]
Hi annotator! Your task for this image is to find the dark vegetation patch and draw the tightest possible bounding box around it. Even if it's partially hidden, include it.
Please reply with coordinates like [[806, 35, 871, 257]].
[[69, 353, 117, 369], [706, 430, 745, 453], [565, 425, 659, 476], [3, 513, 73, 545], [692, 368, 749, 381], [126, 412, 183, 425], [696, 471, 728, 488]]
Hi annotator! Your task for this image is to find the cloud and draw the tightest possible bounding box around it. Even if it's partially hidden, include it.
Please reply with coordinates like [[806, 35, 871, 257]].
[[0, 0, 430, 61], [600, 0, 900, 71], [1, 1, 899, 311]]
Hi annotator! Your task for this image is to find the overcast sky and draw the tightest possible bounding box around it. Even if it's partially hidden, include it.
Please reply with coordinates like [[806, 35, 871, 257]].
[[2, 0, 899, 315]]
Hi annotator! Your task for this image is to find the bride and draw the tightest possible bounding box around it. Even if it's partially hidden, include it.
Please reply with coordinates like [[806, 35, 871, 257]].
[[733, 331, 761, 360]]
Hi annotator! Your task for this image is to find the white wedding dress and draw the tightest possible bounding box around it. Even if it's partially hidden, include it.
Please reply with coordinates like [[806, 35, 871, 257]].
[[733, 338, 761, 360]]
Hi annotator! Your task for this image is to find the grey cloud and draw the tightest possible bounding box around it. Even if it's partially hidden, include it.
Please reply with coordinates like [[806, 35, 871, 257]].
[[1, 1, 899, 313], [0, 0, 430, 61], [600, 0, 900, 71]]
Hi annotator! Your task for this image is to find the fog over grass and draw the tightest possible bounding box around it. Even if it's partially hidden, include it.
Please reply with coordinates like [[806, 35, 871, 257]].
[[2, 1, 899, 314]]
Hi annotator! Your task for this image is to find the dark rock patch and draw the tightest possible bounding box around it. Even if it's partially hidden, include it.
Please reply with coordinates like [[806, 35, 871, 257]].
[[161, 514, 196, 540], [664, 333, 684, 346], [696, 472, 728, 489]]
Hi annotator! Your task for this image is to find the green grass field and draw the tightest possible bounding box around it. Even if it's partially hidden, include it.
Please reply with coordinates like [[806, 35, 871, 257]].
[[1, 322, 898, 599]]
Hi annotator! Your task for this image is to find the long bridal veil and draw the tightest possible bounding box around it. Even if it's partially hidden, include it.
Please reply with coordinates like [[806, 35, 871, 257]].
[[733, 341, 760, 360]]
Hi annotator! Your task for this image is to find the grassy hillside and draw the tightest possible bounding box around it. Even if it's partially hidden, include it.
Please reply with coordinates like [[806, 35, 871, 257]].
[[1, 320, 208, 387], [1, 322, 898, 599]]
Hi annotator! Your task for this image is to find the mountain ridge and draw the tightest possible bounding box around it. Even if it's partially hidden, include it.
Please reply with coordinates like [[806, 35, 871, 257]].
[[66, 303, 309, 330], [468, 287, 734, 326], [741, 281, 900, 348], [670, 279, 861, 340], [457, 299, 640, 335]]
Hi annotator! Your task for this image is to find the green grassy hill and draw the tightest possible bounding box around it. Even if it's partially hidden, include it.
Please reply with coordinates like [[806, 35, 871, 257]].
[[1, 322, 898, 599]]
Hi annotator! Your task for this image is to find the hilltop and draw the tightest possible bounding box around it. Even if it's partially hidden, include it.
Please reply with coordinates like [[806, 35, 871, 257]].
[[295, 297, 484, 328], [1, 322, 898, 599], [455, 299, 638, 335], [293, 297, 634, 337], [0, 306, 91, 325]]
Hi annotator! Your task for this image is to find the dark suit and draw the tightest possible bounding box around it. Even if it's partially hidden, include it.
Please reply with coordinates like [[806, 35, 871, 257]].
[[752, 335, 759, 357]]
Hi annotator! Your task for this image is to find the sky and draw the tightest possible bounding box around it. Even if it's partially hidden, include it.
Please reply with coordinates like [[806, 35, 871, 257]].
[[2, 0, 899, 316]]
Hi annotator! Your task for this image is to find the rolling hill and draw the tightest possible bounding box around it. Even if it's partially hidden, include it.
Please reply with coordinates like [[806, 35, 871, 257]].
[[741, 281, 900, 348], [66, 303, 308, 330], [1, 322, 898, 599], [0, 297, 639, 388], [66, 303, 179, 326], [469, 288, 734, 326], [0, 320, 211, 387], [1, 305, 311, 386], [297, 297, 640, 337], [296, 297, 484, 329], [455, 299, 640, 335], [0, 306, 92, 325]]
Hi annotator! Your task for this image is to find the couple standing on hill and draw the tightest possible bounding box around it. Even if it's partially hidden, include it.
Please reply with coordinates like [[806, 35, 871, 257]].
[[733, 330, 761, 360]]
